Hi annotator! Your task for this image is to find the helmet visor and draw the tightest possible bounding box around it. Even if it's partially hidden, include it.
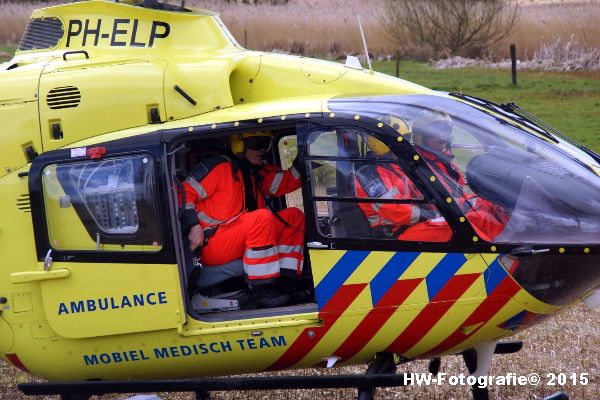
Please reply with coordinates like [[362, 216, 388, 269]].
[[416, 119, 453, 140], [243, 136, 273, 151]]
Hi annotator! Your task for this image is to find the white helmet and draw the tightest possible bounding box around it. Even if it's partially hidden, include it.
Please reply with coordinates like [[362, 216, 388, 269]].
[[412, 110, 453, 147]]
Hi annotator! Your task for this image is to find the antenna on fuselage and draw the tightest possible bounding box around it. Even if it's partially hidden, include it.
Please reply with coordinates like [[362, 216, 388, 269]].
[[357, 14, 372, 72]]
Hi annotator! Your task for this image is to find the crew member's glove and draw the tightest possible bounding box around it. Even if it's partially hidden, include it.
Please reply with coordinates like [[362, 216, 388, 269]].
[[418, 206, 438, 222], [182, 208, 200, 233]]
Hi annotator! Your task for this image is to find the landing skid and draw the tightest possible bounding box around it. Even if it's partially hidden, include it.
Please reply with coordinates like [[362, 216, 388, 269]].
[[357, 352, 397, 400], [19, 373, 408, 400], [17, 340, 568, 400]]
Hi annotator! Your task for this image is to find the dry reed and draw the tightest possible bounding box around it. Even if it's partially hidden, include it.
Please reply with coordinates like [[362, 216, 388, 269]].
[[434, 36, 600, 71], [493, 1, 600, 61], [0, 1, 38, 44], [529, 35, 600, 71], [1, 0, 600, 63]]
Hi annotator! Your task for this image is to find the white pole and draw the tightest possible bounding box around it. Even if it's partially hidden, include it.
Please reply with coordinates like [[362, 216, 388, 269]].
[[357, 14, 372, 72]]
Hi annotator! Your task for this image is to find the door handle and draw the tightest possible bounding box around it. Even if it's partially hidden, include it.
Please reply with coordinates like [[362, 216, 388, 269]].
[[11, 269, 70, 284], [44, 249, 53, 270], [307, 241, 330, 249], [63, 50, 89, 61]]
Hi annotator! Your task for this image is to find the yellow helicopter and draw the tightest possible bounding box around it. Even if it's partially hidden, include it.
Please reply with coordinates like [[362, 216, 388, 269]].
[[1, 1, 599, 399]]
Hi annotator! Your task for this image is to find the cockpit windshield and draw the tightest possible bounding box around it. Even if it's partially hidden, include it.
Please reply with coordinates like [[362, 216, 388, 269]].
[[329, 94, 600, 245]]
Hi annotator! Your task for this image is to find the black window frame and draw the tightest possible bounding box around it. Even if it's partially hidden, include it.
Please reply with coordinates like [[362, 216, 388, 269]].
[[296, 117, 477, 253], [157, 112, 589, 260], [29, 132, 175, 264]]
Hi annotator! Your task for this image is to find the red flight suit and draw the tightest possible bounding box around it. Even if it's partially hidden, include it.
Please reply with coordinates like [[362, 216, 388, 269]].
[[398, 147, 508, 242], [183, 156, 304, 283], [354, 163, 423, 235]]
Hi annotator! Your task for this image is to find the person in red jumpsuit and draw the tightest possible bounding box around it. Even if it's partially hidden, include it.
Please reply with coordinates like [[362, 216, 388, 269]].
[[182, 131, 305, 307], [398, 111, 509, 242], [354, 117, 437, 238]]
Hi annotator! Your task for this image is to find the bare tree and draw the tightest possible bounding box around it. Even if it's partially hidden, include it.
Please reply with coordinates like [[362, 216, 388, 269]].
[[382, 0, 520, 59]]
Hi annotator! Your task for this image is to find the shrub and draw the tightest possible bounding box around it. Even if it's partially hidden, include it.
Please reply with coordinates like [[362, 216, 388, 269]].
[[382, 0, 520, 59]]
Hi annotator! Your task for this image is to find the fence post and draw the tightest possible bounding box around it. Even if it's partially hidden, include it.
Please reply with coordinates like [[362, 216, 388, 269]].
[[395, 51, 400, 78], [510, 44, 517, 86]]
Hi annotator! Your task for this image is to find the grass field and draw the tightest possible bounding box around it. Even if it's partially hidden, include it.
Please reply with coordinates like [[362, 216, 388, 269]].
[[0, 44, 14, 63], [1, 46, 600, 399]]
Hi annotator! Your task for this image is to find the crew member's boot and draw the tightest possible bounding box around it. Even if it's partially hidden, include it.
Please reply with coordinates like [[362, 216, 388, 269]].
[[249, 284, 292, 308], [278, 271, 314, 305]]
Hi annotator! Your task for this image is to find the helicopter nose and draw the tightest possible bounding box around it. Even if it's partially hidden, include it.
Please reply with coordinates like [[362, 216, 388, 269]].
[[497, 253, 600, 307]]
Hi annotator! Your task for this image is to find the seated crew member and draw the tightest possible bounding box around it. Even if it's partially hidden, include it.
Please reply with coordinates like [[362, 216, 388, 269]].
[[182, 131, 305, 308], [354, 117, 437, 238], [399, 110, 508, 242], [412, 110, 465, 197]]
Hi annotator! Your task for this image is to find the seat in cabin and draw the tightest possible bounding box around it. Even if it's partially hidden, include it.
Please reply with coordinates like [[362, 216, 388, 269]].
[[189, 259, 247, 313]]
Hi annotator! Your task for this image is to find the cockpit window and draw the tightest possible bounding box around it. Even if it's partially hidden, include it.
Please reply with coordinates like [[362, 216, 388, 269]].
[[330, 94, 600, 244], [305, 127, 447, 242], [42, 155, 162, 252]]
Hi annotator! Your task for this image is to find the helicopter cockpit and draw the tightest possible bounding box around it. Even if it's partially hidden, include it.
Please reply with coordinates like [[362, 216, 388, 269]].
[[320, 93, 600, 307], [328, 94, 600, 245]]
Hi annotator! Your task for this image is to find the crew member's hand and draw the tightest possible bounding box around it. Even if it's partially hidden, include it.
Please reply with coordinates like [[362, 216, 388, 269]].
[[188, 224, 204, 251]]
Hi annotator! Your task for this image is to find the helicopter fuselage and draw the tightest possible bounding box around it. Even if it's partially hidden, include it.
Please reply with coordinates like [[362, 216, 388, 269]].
[[1, 0, 599, 385]]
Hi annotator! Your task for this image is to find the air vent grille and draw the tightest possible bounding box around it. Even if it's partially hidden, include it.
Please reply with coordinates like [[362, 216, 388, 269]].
[[17, 194, 31, 213], [47, 86, 81, 110], [19, 18, 64, 51]]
